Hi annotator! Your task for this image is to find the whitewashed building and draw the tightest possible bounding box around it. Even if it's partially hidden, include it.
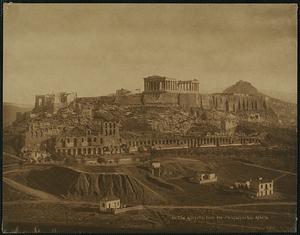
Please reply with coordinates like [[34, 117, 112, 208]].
[[99, 196, 121, 213]]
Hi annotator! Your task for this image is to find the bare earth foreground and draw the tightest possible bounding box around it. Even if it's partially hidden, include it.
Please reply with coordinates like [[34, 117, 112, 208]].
[[2, 148, 297, 233]]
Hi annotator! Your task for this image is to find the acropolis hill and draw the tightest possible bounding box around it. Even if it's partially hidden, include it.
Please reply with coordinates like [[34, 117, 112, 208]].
[[8, 76, 296, 160], [34, 76, 269, 113]]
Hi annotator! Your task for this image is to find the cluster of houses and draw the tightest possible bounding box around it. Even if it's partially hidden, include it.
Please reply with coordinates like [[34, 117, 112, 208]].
[[99, 173, 275, 215], [149, 161, 274, 199], [230, 177, 274, 198]]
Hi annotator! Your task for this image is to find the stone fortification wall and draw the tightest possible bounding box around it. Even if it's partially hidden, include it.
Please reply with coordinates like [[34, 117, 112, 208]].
[[208, 94, 267, 112], [80, 92, 268, 112], [178, 93, 201, 110], [142, 93, 178, 106], [115, 94, 143, 106], [97, 96, 116, 105]]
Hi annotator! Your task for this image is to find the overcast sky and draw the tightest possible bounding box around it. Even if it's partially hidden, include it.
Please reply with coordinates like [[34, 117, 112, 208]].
[[4, 4, 297, 105]]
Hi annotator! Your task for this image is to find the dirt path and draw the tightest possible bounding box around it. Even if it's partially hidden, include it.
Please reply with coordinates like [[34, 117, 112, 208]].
[[240, 162, 296, 176], [219, 201, 296, 208], [3, 177, 59, 201], [4, 199, 295, 217], [145, 201, 296, 210], [274, 173, 289, 181]]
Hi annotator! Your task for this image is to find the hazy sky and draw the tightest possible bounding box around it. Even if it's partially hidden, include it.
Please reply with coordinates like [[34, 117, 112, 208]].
[[4, 4, 297, 104]]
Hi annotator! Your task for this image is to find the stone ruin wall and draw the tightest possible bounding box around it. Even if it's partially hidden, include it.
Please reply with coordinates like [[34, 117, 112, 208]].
[[34, 92, 77, 114]]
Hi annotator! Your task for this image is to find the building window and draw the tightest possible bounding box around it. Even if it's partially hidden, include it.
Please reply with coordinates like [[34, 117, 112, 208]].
[[74, 138, 77, 147], [82, 138, 84, 142], [94, 137, 97, 142]]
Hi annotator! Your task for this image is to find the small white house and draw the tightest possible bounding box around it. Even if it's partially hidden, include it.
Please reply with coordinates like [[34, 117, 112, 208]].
[[99, 196, 121, 213], [152, 161, 161, 169], [151, 161, 161, 177], [232, 177, 274, 198], [190, 172, 217, 184]]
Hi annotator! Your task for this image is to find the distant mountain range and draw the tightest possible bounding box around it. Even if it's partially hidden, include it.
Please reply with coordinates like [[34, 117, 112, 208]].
[[3, 102, 33, 127]]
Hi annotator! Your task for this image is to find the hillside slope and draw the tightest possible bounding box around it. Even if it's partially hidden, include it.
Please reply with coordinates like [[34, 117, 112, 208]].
[[3, 103, 33, 127], [223, 81, 296, 125], [24, 166, 165, 205]]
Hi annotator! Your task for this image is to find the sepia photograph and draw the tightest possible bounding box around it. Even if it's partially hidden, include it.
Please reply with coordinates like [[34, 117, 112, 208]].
[[2, 2, 298, 233]]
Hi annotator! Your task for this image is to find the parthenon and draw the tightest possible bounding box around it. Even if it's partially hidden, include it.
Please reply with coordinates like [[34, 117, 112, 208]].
[[144, 76, 199, 94]]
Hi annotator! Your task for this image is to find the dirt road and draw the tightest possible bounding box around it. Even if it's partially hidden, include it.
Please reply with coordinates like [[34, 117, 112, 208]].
[[240, 162, 296, 176]]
